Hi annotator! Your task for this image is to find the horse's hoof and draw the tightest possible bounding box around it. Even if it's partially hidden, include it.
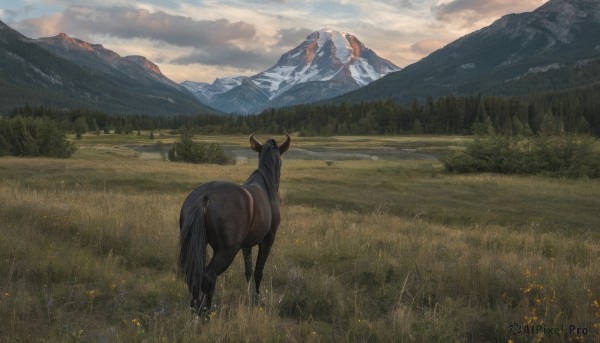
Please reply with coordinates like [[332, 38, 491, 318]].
[[201, 306, 217, 322], [252, 293, 260, 306]]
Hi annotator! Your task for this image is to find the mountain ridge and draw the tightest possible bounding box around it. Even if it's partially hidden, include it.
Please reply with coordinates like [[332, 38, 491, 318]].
[[35, 33, 185, 91], [328, 0, 600, 105], [0, 20, 217, 115]]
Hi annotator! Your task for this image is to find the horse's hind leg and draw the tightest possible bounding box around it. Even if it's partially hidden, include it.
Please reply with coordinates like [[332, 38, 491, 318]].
[[242, 247, 253, 282], [201, 248, 238, 311], [191, 284, 202, 312], [254, 231, 275, 296]]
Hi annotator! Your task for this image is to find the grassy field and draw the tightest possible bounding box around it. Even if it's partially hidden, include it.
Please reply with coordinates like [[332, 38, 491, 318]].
[[1, 133, 599, 342]]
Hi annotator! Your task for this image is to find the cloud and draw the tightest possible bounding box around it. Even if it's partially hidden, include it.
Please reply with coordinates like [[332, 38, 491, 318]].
[[0, 5, 35, 20], [19, 6, 255, 48], [172, 46, 265, 69], [411, 39, 446, 55], [432, 0, 546, 22], [14, 5, 275, 71], [391, 0, 414, 9], [272, 27, 313, 48]]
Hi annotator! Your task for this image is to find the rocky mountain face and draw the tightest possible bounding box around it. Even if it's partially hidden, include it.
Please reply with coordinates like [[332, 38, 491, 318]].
[[0, 21, 215, 115], [182, 29, 400, 113], [35, 33, 184, 91], [180, 77, 246, 105], [332, 0, 600, 104]]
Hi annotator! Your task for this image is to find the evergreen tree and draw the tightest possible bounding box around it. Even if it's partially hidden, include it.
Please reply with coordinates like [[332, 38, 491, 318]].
[[74, 116, 89, 135], [0, 116, 75, 158], [91, 118, 99, 134], [411, 118, 424, 134]]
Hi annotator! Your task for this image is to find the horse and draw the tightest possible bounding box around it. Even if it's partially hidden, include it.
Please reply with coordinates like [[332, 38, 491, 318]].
[[178, 133, 291, 315]]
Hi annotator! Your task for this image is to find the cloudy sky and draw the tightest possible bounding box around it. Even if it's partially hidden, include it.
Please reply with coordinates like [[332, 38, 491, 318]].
[[1, 0, 548, 83]]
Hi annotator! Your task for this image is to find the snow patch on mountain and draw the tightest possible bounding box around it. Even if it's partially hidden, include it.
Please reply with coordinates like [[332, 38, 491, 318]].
[[328, 30, 352, 63], [351, 58, 384, 85]]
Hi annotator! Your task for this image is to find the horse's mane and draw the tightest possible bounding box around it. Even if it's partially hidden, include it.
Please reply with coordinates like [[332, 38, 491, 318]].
[[244, 140, 280, 202]]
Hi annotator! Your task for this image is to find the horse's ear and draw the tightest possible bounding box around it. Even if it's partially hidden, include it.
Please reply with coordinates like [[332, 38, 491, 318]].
[[249, 133, 263, 152], [279, 132, 291, 154]]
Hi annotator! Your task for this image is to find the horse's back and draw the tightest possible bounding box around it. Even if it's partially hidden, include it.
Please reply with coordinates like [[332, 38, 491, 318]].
[[182, 181, 243, 208], [181, 181, 258, 249]]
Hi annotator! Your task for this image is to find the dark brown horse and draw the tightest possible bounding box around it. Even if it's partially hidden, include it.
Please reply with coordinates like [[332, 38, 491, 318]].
[[178, 133, 290, 315]]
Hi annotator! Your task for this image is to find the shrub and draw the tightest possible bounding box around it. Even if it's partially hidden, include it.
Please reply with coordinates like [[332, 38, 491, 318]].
[[0, 116, 76, 158], [442, 134, 600, 178], [167, 134, 229, 165]]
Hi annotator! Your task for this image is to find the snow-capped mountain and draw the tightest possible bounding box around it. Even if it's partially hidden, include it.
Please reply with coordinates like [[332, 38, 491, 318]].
[[181, 77, 247, 104], [254, 29, 398, 95], [182, 29, 400, 113]]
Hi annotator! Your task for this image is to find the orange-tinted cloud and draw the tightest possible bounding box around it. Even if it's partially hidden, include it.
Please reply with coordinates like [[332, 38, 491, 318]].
[[18, 6, 255, 48]]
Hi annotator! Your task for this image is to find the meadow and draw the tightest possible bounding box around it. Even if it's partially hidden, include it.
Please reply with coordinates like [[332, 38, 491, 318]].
[[0, 133, 599, 342]]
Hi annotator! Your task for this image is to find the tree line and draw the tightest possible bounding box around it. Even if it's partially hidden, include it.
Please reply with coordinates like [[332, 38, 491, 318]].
[[4, 84, 599, 137]]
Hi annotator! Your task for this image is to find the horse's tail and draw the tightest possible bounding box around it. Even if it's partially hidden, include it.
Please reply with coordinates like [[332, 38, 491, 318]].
[[178, 196, 208, 303]]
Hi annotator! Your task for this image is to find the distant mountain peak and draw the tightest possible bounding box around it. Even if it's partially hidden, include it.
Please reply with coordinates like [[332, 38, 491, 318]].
[[181, 28, 399, 113], [479, 0, 600, 45], [41, 34, 166, 79], [34, 33, 188, 94], [50, 32, 103, 52], [124, 55, 164, 76], [537, 0, 600, 21], [307, 29, 360, 64]]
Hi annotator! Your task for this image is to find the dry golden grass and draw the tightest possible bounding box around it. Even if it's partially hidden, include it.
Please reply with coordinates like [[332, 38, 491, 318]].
[[1, 135, 599, 342]]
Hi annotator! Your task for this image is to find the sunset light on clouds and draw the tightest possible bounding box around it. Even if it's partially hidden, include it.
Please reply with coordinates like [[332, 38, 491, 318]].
[[1, 0, 548, 83]]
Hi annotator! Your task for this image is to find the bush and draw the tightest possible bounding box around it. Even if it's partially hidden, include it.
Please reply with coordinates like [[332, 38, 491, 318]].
[[167, 134, 229, 165], [0, 116, 76, 158], [442, 134, 600, 178]]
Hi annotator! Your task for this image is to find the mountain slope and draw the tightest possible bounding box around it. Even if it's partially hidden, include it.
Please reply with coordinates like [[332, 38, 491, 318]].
[[332, 0, 600, 104], [181, 77, 247, 105], [35, 34, 185, 91], [0, 21, 216, 115], [182, 29, 400, 113]]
